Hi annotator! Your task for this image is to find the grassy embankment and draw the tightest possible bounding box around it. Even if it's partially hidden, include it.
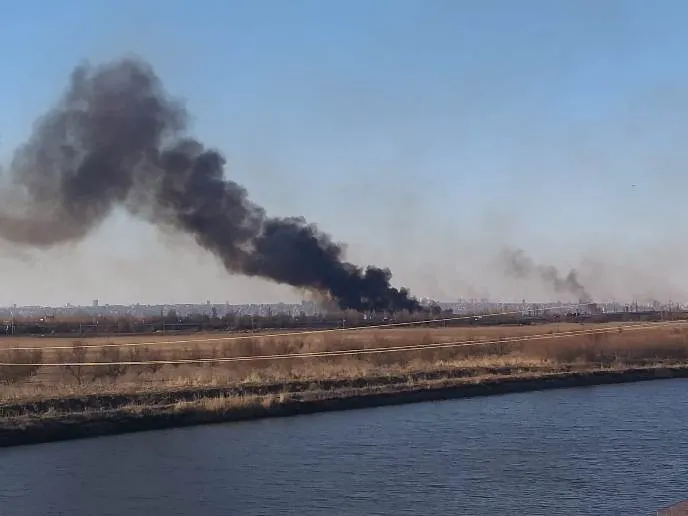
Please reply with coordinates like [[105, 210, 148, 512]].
[[2, 320, 688, 446]]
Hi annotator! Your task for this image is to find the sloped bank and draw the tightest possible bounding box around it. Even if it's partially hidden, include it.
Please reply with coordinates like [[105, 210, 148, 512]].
[[2, 365, 687, 448]]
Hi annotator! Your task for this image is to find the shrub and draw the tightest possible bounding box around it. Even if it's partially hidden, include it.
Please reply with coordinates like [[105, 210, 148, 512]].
[[91, 346, 129, 382], [56, 341, 89, 386], [0, 348, 43, 384]]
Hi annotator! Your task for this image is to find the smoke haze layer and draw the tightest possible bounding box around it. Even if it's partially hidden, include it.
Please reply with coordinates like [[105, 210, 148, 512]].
[[500, 247, 592, 303], [0, 57, 420, 313]]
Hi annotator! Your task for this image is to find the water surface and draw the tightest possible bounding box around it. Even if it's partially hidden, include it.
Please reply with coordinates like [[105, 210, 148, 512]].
[[2, 379, 687, 515]]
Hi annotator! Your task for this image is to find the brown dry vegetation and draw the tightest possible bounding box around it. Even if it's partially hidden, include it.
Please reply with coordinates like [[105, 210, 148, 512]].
[[2, 320, 688, 446], [1, 320, 687, 401]]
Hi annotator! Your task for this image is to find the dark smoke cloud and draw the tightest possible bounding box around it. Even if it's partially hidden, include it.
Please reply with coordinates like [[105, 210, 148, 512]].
[[0, 57, 420, 313], [500, 247, 592, 303]]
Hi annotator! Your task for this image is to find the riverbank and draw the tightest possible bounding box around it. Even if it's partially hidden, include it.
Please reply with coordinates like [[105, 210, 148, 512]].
[[2, 364, 688, 448]]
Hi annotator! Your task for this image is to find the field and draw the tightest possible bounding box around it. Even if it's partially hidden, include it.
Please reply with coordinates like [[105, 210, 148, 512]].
[[2, 318, 688, 446]]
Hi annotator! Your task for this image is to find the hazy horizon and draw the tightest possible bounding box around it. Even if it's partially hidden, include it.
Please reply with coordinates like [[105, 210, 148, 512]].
[[2, 1, 688, 306]]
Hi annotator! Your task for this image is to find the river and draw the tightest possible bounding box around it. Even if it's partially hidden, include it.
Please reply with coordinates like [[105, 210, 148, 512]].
[[1, 379, 687, 515]]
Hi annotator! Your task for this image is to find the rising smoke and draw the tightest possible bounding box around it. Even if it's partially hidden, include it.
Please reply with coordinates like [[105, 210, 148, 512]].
[[0, 57, 420, 313], [500, 247, 592, 303]]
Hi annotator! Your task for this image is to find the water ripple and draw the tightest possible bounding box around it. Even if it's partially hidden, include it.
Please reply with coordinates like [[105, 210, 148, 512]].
[[1, 379, 688, 515]]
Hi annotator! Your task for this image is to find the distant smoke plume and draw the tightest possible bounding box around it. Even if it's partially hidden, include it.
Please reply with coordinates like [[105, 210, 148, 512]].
[[0, 57, 420, 312], [500, 248, 592, 303]]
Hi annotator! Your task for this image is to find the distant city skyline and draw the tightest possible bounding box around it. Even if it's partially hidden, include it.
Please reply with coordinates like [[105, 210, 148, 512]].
[[1, 296, 682, 313]]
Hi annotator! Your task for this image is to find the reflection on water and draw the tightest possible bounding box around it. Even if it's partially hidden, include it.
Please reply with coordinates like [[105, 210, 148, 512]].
[[1, 379, 688, 515]]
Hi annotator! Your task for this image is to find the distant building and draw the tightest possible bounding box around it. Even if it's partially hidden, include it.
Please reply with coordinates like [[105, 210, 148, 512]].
[[586, 303, 601, 314]]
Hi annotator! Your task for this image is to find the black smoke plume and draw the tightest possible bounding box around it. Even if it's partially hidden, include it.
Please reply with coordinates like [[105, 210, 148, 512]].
[[0, 57, 421, 313], [500, 247, 592, 303]]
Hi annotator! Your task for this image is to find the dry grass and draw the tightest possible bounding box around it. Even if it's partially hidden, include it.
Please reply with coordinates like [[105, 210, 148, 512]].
[[1, 319, 687, 448], [170, 392, 289, 415], [0, 320, 686, 403]]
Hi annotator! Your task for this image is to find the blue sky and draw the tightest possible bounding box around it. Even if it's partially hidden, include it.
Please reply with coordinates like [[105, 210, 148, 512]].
[[0, 0, 687, 305]]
